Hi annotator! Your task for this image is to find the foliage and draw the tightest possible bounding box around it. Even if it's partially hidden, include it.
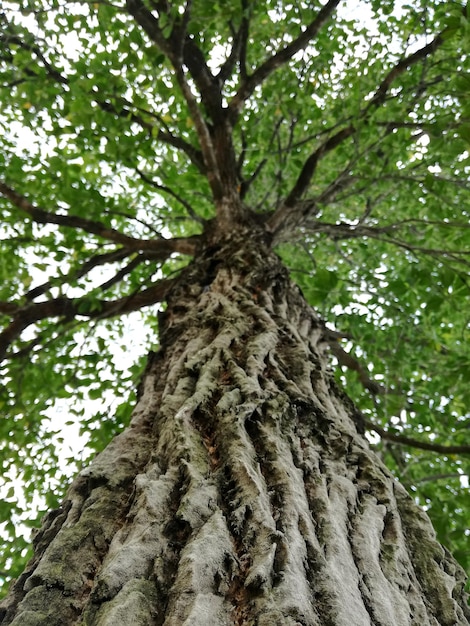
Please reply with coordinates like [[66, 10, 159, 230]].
[[0, 0, 469, 594]]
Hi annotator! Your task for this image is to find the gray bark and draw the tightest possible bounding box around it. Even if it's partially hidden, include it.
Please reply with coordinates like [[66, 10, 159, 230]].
[[1, 232, 469, 625]]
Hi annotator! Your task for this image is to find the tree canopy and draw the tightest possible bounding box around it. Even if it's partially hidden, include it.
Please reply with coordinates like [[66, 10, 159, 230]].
[[0, 0, 469, 594]]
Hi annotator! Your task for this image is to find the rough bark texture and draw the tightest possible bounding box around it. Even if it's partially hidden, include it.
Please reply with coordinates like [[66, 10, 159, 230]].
[[1, 231, 469, 626]]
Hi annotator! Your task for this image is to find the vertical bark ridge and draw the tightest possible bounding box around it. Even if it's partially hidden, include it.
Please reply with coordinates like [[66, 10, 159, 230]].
[[1, 235, 468, 625]]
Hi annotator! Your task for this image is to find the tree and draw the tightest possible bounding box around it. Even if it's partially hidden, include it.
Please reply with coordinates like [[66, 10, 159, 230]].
[[0, 0, 469, 622]]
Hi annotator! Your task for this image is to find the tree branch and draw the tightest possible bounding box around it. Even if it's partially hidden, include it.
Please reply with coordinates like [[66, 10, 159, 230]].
[[302, 220, 470, 267], [0, 20, 68, 84], [0, 181, 199, 256], [0, 277, 177, 363], [97, 255, 146, 291], [24, 248, 131, 302], [416, 473, 469, 485], [289, 126, 355, 209], [268, 29, 447, 237], [217, 0, 250, 83], [95, 99, 206, 173], [126, 0, 224, 201], [181, 37, 223, 118], [364, 418, 470, 455], [0, 302, 19, 315], [136, 169, 206, 224], [228, 0, 341, 121], [365, 34, 444, 112], [127, 0, 225, 123], [125, 0, 172, 55], [174, 71, 224, 199], [239, 115, 285, 199], [329, 341, 386, 395], [2, 13, 206, 174]]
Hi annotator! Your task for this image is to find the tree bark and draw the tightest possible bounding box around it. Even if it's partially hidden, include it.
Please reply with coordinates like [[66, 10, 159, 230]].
[[1, 231, 469, 626]]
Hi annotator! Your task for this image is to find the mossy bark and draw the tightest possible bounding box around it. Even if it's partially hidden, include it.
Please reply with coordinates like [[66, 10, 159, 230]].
[[1, 232, 468, 625]]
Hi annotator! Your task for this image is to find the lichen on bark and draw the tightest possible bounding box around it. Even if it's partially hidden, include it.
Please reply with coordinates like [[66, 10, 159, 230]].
[[1, 233, 468, 626]]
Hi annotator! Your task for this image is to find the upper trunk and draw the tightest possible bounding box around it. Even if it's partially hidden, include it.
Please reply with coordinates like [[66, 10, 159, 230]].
[[1, 230, 469, 626]]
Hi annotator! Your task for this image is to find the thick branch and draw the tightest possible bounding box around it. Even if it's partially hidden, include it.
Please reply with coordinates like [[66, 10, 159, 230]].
[[0, 302, 19, 315], [365, 34, 444, 112], [181, 37, 223, 118], [164, 2, 225, 123], [125, 0, 224, 201], [125, 0, 172, 55], [126, 0, 225, 126], [0, 181, 199, 256], [172, 66, 224, 201], [268, 29, 446, 237], [217, 6, 250, 83], [228, 0, 341, 120], [0, 277, 176, 363]]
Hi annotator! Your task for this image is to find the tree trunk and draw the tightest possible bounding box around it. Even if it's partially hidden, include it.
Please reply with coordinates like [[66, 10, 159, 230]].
[[1, 232, 469, 626]]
